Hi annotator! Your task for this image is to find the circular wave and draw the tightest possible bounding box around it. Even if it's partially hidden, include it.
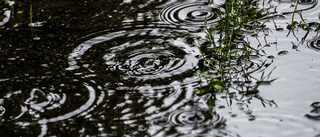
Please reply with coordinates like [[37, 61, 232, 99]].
[[64, 25, 208, 136], [267, 0, 318, 14], [149, 103, 226, 136], [298, 0, 317, 5], [167, 108, 224, 127], [66, 25, 204, 91], [0, 81, 105, 132], [157, 0, 225, 26], [307, 36, 320, 51]]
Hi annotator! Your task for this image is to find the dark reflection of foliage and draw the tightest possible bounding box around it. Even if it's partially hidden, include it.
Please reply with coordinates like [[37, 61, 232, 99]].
[[0, 1, 203, 136], [7, 0, 168, 29], [0, 0, 171, 89], [0, 74, 154, 136], [0, 76, 91, 135], [0, 0, 171, 69], [96, 90, 151, 136]]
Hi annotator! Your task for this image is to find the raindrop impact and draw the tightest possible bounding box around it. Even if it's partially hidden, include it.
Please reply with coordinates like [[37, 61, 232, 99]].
[[150, 102, 226, 136], [66, 25, 204, 90], [157, 0, 225, 26]]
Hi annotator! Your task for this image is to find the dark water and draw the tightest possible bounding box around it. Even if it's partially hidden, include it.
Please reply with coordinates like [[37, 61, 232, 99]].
[[1, 0, 320, 136]]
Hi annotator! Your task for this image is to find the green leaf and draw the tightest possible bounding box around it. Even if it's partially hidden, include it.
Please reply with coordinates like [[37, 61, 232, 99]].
[[195, 89, 207, 96], [207, 96, 216, 111], [214, 85, 227, 92]]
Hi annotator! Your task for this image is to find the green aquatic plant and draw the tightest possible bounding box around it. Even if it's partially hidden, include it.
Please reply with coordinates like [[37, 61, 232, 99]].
[[29, 3, 34, 37], [286, 0, 318, 32], [30, 4, 32, 26], [0, 0, 10, 4], [285, 0, 320, 48], [195, 0, 275, 109], [194, 70, 227, 95]]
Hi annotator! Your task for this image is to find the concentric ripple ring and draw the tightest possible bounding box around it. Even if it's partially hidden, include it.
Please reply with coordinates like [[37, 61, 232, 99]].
[[149, 104, 226, 136], [167, 108, 224, 127], [66, 26, 203, 89], [12, 83, 105, 126], [158, 1, 224, 26], [307, 36, 320, 51], [0, 82, 105, 134]]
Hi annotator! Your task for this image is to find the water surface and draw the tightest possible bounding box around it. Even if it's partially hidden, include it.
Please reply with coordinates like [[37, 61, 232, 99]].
[[0, 0, 320, 136]]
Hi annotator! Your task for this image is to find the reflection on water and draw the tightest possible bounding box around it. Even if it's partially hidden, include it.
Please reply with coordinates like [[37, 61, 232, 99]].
[[0, 24, 210, 136], [65, 25, 219, 135], [0, 0, 320, 136], [23, 88, 66, 112], [224, 107, 317, 137], [150, 100, 227, 136], [0, 1, 14, 27], [66, 25, 204, 90], [0, 80, 105, 136]]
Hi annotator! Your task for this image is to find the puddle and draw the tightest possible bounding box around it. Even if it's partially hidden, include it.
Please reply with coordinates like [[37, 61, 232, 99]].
[[1, 0, 320, 136]]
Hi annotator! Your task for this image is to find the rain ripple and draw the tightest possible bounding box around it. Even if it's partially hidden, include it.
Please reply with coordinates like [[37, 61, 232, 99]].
[[157, 0, 225, 26], [150, 102, 226, 136], [307, 36, 320, 51], [66, 25, 204, 90], [64, 25, 208, 135], [266, 0, 318, 15], [167, 108, 224, 128], [0, 81, 105, 136]]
